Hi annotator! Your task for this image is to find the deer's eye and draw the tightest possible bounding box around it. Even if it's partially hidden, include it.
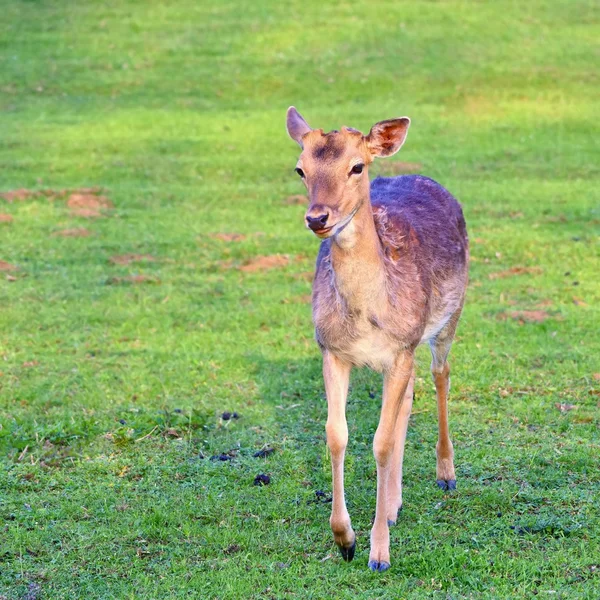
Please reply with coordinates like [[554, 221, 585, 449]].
[[295, 167, 305, 178], [350, 163, 364, 175]]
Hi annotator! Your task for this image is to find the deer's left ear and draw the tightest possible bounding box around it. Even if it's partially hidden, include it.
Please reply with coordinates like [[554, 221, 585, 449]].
[[366, 117, 410, 158]]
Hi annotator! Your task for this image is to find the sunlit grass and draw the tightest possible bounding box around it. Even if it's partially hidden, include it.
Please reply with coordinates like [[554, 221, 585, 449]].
[[1, 0, 599, 598]]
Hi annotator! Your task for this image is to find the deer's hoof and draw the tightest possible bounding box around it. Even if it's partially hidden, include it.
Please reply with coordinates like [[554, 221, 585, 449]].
[[436, 479, 456, 491], [339, 540, 355, 562], [387, 504, 403, 526], [368, 560, 390, 572]]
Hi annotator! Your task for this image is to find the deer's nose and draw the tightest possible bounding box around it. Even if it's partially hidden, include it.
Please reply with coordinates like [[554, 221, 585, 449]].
[[306, 212, 329, 231]]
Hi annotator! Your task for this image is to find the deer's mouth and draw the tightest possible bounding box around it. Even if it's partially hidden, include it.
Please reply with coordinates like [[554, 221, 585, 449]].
[[313, 225, 334, 238], [308, 204, 362, 239], [315, 204, 361, 238]]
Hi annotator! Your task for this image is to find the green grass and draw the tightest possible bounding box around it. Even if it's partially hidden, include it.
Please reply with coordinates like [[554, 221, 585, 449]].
[[1, 0, 599, 597]]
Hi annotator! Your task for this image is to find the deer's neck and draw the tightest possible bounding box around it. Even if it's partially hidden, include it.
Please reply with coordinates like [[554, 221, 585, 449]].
[[330, 198, 387, 313]]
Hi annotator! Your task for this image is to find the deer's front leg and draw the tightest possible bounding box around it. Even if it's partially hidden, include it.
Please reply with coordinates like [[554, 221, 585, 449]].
[[323, 351, 355, 561], [369, 351, 414, 572]]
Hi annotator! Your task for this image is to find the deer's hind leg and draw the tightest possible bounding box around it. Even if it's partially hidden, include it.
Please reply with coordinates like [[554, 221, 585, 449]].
[[429, 311, 461, 491], [386, 366, 414, 525]]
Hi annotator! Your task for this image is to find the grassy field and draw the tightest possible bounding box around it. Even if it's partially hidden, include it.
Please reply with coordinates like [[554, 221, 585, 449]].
[[1, 0, 599, 598]]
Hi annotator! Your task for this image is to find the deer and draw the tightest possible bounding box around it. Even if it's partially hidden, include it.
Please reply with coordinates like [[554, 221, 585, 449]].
[[285, 107, 469, 572]]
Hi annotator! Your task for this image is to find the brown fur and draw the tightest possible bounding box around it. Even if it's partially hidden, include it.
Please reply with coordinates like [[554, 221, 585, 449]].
[[286, 107, 468, 572], [313, 175, 468, 369]]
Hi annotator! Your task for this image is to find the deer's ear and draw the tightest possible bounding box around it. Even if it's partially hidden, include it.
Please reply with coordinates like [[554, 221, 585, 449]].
[[286, 107, 312, 147], [366, 117, 410, 158]]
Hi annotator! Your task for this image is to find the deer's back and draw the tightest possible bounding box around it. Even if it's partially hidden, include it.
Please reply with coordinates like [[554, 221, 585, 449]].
[[369, 174, 469, 344], [370, 175, 468, 280]]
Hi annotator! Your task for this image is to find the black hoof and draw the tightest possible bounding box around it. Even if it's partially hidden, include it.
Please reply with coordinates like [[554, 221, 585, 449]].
[[339, 541, 355, 562], [387, 504, 403, 526], [368, 560, 391, 572], [436, 479, 457, 491]]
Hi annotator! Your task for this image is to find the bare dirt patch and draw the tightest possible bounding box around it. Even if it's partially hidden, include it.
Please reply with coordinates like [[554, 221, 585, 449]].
[[376, 161, 422, 175], [0, 214, 13, 223], [2, 186, 114, 219], [282, 294, 312, 304], [239, 254, 290, 272], [107, 275, 160, 285], [283, 194, 308, 206], [488, 266, 543, 280], [0, 260, 17, 271], [209, 233, 247, 242], [1, 189, 36, 202], [499, 310, 552, 324], [1, 187, 104, 203], [68, 192, 114, 218], [110, 254, 156, 266], [53, 227, 91, 237]]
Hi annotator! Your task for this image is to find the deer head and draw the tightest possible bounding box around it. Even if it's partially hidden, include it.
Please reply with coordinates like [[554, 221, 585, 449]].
[[286, 107, 410, 238]]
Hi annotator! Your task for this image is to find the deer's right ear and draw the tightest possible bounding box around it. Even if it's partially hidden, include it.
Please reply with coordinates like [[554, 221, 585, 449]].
[[286, 107, 312, 148]]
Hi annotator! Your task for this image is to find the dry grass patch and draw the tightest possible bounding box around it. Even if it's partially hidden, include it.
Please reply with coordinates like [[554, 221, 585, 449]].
[[1, 186, 114, 218], [209, 233, 247, 242], [0, 188, 38, 202], [0, 260, 17, 271], [239, 254, 290, 273], [489, 266, 543, 280], [282, 294, 312, 304], [110, 254, 156, 266], [53, 228, 92, 237], [499, 310, 552, 324]]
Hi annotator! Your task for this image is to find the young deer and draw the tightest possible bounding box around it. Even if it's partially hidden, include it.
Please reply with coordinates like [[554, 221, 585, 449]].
[[286, 107, 469, 572]]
